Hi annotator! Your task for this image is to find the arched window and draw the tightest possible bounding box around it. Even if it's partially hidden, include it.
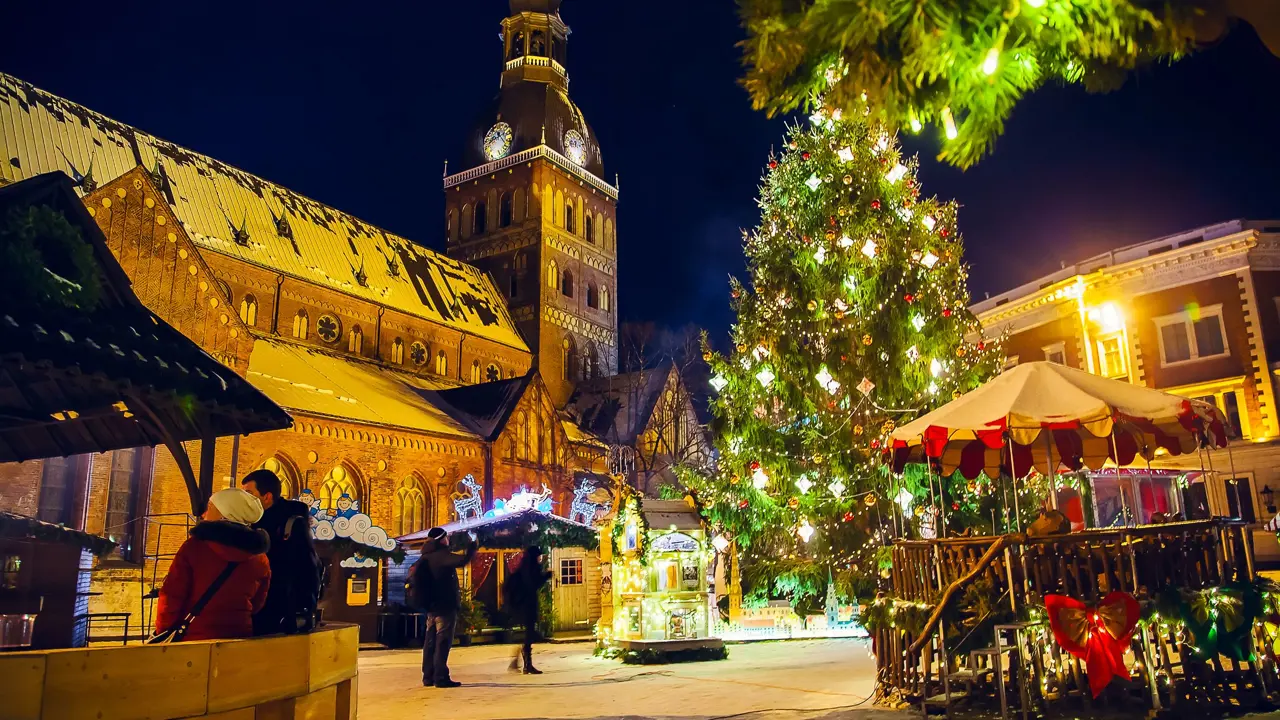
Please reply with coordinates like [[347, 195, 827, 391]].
[[516, 411, 529, 461], [564, 200, 575, 234], [562, 337, 577, 381], [258, 456, 298, 500], [486, 363, 501, 382], [460, 204, 473, 240], [292, 309, 309, 340], [318, 465, 359, 514], [500, 192, 513, 227], [391, 338, 405, 364], [470, 360, 482, 384], [509, 30, 525, 60], [392, 477, 429, 537], [447, 207, 459, 243], [474, 201, 487, 235], [547, 259, 559, 289], [561, 270, 574, 298], [585, 214, 594, 244], [587, 282, 599, 309], [594, 213, 604, 244], [514, 187, 526, 221], [605, 218, 614, 250], [348, 326, 363, 354], [532, 411, 543, 464], [601, 287, 611, 312], [584, 344, 599, 380], [509, 274, 519, 299], [436, 351, 449, 376], [530, 30, 546, 56], [240, 294, 258, 326]]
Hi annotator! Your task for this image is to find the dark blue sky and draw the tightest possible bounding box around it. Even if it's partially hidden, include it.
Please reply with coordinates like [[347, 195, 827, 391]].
[[5, 1, 1280, 342]]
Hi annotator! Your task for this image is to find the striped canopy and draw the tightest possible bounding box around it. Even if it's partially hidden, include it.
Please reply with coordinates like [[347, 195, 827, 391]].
[[888, 362, 1228, 480]]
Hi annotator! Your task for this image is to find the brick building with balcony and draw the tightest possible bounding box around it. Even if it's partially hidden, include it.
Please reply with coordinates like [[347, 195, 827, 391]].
[[973, 219, 1280, 561]]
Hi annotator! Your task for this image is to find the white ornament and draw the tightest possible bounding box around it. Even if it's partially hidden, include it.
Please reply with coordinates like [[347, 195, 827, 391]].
[[710, 374, 728, 392], [911, 314, 926, 332], [837, 147, 854, 163], [829, 479, 846, 498], [833, 298, 848, 312], [928, 381, 939, 395], [815, 365, 840, 394], [906, 345, 920, 362], [861, 239, 878, 259], [930, 358, 943, 377], [874, 136, 890, 154], [796, 476, 813, 494], [797, 518, 815, 543], [921, 251, 939, 268], [895, 488, 914, 513], [752, 466, 770, 489], [805, 174, 822, 191], [922, 215, 937, 231], [755, 366, 775, 388], [838, 234, 854, 248], [752, 345, 770, 361], [857, 377, 876, 396], [712, 534, 731, 553], [813, 246, 827, 264], [886, 163, 908, 184]]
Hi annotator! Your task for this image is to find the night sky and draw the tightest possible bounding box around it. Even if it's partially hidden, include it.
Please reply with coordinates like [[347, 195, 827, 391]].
[[5, 1, 1280, 346]]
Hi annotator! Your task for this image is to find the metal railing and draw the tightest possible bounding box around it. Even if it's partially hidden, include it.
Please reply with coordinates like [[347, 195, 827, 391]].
[[77, 612, 131, 645], [443, 145, 618, 200]]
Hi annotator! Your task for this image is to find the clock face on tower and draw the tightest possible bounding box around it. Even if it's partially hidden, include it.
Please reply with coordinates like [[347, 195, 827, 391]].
[[483, 122, 513, 161], [563, 129, 586, 165]]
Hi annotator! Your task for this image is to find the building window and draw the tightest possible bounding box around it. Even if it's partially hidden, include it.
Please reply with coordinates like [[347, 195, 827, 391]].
[[1043, 342, 1066, 365], [1225, 476, 1256, 522], [517, 411, 530, 461], [1155, 305, 1229, 366], [1190, 391, 1248, 441], [562, 338, 576, 381], [38, 455, 86, 527], [509, 274, 519, 299], [239, 294, 258, 326], [500, 192, 513, 227], [391, 338, 405, 364], [348, 326, 363, 354], [601, 287, 610, 312], [292, 309, 309, 340], [471, 360, 482, 384], [105, 448, 152, 563], [318, 466, 358, 514], [565, 201, 575, 234], [486, 363, 501, 382], [585, 214, 594, 244], [561, 270, 574, 298], [410, 341, 428, 366], [1097, 334, 1127, 378], [474, 201, 487, 235], [547, 259, 558, 289], [587, 283, 599, 309], [436, 351, 449, 376], [559, 558, 584, 586], [392, 478, 429, 537]]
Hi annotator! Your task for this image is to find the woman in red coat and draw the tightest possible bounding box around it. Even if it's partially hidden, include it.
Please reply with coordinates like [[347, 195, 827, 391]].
[[155, 488, 272, 641]]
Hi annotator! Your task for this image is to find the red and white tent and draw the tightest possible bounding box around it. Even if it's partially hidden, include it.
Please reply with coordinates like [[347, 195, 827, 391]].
[[887, 362, 1228, 480]]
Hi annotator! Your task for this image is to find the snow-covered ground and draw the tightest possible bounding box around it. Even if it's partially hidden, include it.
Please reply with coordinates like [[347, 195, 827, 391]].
[[357, 638, 902, 719]]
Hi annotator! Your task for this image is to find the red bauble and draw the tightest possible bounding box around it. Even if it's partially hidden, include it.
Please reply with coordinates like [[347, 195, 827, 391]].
[[940, 228, 951, 237], [829, 216, 838, 227], [905, 293, 915, 303], [978, 341, 986, 351], [768, 160, 778, 169], [951, 502, 960, 511], [870, 439, 881, 449], [750, 461, 760, 471], [801, 151, 811, 160], [942, 308, 953, 318], [871, 200, 881, 210], [739, 499, 750, 509], [842, 511, 855, 522]]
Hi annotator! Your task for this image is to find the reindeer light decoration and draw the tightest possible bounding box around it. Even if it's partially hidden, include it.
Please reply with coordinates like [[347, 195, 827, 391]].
[[569, 479, 608, 524], [452, 474, 484, 522]]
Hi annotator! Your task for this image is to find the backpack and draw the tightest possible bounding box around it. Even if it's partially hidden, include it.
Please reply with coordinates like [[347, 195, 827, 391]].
[[280, 514, 323, 632], [404, 556, 433, 611]]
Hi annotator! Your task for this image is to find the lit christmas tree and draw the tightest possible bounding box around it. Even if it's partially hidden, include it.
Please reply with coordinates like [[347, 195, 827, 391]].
[[688, 97, 1002, 604]]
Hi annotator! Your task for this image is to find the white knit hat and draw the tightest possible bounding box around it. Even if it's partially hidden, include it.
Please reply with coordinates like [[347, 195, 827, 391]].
[[209, 488, 265, 525]]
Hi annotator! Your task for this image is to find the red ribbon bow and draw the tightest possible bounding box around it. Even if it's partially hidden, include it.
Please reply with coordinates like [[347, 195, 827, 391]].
[[1044, 591, 1140, 698]]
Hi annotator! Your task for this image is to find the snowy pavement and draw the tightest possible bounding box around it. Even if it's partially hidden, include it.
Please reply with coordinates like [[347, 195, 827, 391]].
[[356, 638, 903, 719]]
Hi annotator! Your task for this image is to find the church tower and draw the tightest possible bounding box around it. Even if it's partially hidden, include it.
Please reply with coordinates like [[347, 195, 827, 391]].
[[445, 0, 619, 407]]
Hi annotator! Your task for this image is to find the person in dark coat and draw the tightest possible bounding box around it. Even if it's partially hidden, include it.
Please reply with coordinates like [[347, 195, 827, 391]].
[[418, 527, 477, 688], [505, 545, 552, 674], [155, 488, 271, 641], [241, 469, 322, 635]]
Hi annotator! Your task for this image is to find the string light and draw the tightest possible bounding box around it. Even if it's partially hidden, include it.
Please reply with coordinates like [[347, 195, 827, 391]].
[[941, 107, 958, 140], [982, 47, 1000, 75]]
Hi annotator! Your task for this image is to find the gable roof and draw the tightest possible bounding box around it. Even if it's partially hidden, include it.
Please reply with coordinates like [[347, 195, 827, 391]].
[[0, 173, 291, 461], [568, 362, 673, 445], [416, 371, 538, 441], [0, 72, 528, 352]]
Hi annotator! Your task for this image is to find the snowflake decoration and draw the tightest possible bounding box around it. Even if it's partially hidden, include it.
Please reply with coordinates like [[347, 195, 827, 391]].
[[829, 479, 846, 498], [813, 246, 827, 264], [710, 374, 728, 392], [885, 163, 908, 183], [838, 234, 853, 248], [796, 476, 813, 494], [911, 314, 926, 331], [755, 366, 776, 388], [805, 174, 823, 191], [752, 466, 770, 489], [861, 239, 878, 259], [921, 251, 940, 268], [922, 215, 937, 231], [815, 366, 840, 394]]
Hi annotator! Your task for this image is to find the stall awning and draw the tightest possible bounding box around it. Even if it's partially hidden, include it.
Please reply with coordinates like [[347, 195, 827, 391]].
[[641, 499, 704, 531]]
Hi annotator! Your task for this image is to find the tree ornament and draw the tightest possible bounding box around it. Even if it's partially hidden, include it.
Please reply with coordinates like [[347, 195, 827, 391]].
[[788, 141, 798, 150], [825, 229, 836, 241], [842, 511, 855, 522], [843, 174, 853, 185], [977, 341, 986, 351], [863, 493, 877, 507], [905, 293, 915, 303], [702, 351, 713, 362], [862, 334, 873, 346], [942, 308, 953, 318], [729, 474, 740, 485], [808, 300, 818, 312], [801, 151, 811, 160], [769, 160, 778, 169], [952, 390, 963, 400], [838, 206, 848, 217], [853, 424, 864, 436], [940, 227, 951, 238], [913, 505, 925, 517], [870, 438, 881, 449], [788, 497, 800, 509], [738, 499, 750, 509], [956, 346, 967, 357], [871, 199, 881, 210]]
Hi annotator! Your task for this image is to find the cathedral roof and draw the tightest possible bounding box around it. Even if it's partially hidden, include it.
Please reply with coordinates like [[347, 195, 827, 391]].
[[0, 72, 528, 352], [464, 80, 605, 179], [567, 362, 674, 445], [510, 0, 561, 14], [417, 370, 537, 441]]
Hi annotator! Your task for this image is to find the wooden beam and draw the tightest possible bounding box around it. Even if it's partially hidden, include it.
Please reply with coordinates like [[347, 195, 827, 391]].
[[199, 434, 217, 500], [128, 393, 205, 516]]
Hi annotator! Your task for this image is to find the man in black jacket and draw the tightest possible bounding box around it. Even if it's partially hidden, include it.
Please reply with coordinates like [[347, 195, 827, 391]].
[[419, 526, 477, 688], [241, 469, 323, 636]]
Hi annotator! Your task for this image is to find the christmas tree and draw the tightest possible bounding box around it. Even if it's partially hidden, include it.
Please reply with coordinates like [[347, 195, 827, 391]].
[[687, 96, 1002, 604]]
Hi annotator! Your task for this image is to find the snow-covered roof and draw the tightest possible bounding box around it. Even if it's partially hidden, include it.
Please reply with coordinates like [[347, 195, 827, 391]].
[[246, 338, 479, 439], [0, 72, 527, 351]]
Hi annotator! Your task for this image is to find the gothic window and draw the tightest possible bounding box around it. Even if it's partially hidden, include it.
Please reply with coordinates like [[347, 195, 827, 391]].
[[594, 213, 604, 244], [293, 309, 309, 340], [562, 337, 577, 381], [564, 200, 575, 234], [517, 411, 529, 461], [486, 363, 501, 382], [392, 477, 429, 537], [605, 218, 614, 250], [561, 270, 574, 298], [105, 447, 152, 563], [585, 214, 594, 243], [584, 341, 599, 380], [348, 326, 363, 354], [38, 455, 86, 527], [474, 201, 487, 235], [470, 360, 482, 384], [547, 259, 559, 289], [317, 314, 342, 344], [509, 274, 519, 299], [436, 351, 449, 376], [259, 457, 297, 500], [411, 341, 428, 366], [532, 412, 543, 464], [391, 338, 405, 364], [318, 466, 359, 513], [460, 204, 473, 240], [447, 207, 459, 243], [587, 282, 599, 309], [500, 192, 513, 227], [601, 287, 611, 312], [239, 294, 258, 326], [514, 187, 527, 221]]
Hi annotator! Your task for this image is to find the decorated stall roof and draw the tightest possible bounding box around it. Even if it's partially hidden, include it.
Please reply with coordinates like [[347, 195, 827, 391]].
[[246, 338, 477, 439], [639, 499, 704, 532], [0, 72, 527, 352], [398, 508, 598, 551], [0, 511, 116, 556], [0, 173, 291, 462]]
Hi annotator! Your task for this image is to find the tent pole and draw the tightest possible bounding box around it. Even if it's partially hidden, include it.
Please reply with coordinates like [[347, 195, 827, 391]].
[[1109, 428, 1131, 528], [1045, 431, 1059, 511], [1006, 433, 1022, 532]]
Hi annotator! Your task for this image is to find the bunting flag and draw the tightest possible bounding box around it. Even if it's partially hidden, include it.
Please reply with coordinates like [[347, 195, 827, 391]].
[[1045, 591, 1141, 698]]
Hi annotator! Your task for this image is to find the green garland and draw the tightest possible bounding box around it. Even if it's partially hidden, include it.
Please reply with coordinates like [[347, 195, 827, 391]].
[[610, 494, 649, 565], [1, 205, 102, 312], [862, 595, 933, 636], [0, 511, 117, 557]]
